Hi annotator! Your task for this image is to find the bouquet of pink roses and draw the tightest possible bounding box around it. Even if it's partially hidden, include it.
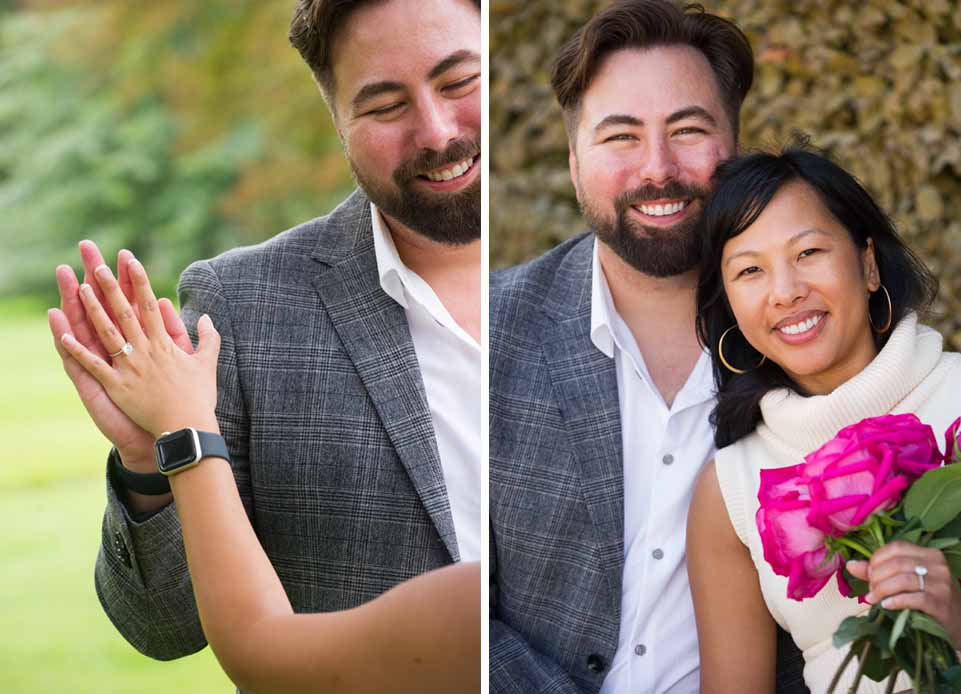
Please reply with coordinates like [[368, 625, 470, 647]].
[[757, 413, 961, 693]]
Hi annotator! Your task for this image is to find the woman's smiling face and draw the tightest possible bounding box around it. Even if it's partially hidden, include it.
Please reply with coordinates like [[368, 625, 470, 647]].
[[721, 180, 882, 395]]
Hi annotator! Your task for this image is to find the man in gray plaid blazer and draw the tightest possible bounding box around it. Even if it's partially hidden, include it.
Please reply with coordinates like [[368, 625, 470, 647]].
[[490, 2, 808, 693], [51, 0, 481, 668]]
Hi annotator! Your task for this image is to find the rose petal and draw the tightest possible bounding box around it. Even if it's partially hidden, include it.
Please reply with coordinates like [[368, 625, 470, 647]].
[[944, 417, 961, 464], [786, 548, 841, 601], [848, 475, 910, 526]]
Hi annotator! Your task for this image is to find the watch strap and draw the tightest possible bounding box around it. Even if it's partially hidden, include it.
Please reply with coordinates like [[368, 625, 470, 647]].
[[196, 431, 230, 463], [108, 447, 172, 496]]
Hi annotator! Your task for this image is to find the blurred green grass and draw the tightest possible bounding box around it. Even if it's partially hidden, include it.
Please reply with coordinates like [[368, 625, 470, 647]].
[[0, 299, 233, 692]]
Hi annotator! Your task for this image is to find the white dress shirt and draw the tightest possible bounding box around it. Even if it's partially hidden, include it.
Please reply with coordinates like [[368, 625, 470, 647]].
[[591, 240, 716, 694], [370, 205, 481, 562]]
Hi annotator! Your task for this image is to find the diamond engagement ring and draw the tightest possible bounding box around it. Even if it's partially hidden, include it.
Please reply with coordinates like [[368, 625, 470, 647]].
[[915, 565, 928, 592], [108, 342, 135, 359]]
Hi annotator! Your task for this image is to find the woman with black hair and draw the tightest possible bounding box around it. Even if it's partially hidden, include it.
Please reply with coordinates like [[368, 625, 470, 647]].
[[686, 146, 961, 693]]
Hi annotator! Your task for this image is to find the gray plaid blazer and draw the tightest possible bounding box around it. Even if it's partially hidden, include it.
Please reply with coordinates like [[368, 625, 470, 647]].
[[489, 234, 809, 694], [95, 189, 457, 661]]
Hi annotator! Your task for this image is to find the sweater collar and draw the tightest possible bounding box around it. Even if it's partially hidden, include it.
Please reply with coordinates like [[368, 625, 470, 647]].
[[757, 313, 943, 454]]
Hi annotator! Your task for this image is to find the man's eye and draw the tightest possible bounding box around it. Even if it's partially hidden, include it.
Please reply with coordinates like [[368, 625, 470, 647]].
[[368, 103, 403, 116], [674, 127, 705, 136], [443, 74, 479, 93], [604, 133, 635, 142]]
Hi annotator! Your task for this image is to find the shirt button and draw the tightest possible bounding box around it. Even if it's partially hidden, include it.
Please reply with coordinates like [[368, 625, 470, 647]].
[[652, 548, 664, 560], [635, 644, 647, 656], [662, 453, 674, 465]]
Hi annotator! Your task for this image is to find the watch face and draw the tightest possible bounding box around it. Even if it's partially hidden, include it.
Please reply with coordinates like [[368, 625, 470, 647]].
[[156, 429, 201, 474]]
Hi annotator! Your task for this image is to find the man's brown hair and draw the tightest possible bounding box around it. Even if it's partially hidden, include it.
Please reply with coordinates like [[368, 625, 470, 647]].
[[551, 0, 754, 141], [289, 0, 481, 110]]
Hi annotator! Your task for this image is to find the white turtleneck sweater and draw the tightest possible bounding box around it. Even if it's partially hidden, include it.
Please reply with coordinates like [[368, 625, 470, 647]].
[[715, 314, 961, 693]]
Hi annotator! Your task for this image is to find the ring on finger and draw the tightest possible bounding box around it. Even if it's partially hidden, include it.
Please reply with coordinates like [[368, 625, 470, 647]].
[[108, 342, 135, 359], [914, 564, 928, 592]]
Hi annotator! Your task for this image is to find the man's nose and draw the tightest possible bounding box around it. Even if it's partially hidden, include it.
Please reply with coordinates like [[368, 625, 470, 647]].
[[412, 96, 459, 153], [636, 135, 679, 187]]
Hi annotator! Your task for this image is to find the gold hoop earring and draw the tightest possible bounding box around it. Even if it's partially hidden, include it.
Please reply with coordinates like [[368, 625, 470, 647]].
[[869, 284, 892, 334], [718, 324, 766, 375]]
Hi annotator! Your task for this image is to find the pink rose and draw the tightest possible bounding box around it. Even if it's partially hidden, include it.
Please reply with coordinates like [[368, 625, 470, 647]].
[[840, 414, 945, 477], [757, 465, 842, 600], [756, 414, 941, 601], [804, 414, 940, 535]]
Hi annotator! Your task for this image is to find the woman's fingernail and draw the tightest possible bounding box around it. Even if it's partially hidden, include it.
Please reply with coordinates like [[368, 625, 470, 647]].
[[61, 333, 75, 347], [865, 592, 875, 604], [881, 598, 893, 609], [80, 283, 93, 296], [95, 264, 111, 279]]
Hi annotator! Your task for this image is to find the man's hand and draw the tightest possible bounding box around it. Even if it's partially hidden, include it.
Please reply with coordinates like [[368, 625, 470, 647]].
[[60, 260, 220, 439], [49, 241, 194, 473]]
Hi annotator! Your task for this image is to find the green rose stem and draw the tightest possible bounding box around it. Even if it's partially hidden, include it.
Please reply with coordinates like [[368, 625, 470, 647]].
[[835, 535, 875, 559], [884, 668, 900, 694], [828, 644, 859, 693], [923, 637, 935, 694], [878, 513, 905, 529], [869, 516, 886, 548], [847, 640, 873, 693], [914, 630, 922, 694]]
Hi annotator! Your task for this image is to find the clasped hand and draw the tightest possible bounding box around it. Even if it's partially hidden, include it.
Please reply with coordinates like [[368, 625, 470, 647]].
[[54, 245, 220, 441], [847, 540, 961, 648]]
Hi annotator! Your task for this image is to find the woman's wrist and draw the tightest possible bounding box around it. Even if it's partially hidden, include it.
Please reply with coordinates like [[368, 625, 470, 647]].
[[152, 415, 220, 439]]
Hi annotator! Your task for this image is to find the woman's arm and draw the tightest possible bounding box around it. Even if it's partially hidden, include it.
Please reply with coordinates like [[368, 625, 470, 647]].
[[170, 456, 479, 694], [687, 460, 778, 694], [60, 259, 480, 694]]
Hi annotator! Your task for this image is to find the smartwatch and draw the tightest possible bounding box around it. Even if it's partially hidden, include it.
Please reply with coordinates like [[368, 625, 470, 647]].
[[109, 447, 171, 496], [154, 428, 231, 476]]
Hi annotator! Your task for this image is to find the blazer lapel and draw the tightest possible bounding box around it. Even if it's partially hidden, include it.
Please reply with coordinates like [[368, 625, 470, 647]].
[[309, 192, 459, 561], [540, 235, 625, 602]]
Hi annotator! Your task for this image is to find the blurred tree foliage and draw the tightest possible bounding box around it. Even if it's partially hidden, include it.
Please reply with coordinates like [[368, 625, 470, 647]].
[[0, 1, 352, 302], [491, 0, 961, 348]]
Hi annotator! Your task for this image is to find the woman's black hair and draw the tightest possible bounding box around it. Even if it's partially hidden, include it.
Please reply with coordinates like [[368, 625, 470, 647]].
[[695, 143, 940, 449]]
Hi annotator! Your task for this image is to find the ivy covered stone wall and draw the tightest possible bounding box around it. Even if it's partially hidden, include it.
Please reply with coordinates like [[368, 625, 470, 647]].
[[491, 0, 961, 348]]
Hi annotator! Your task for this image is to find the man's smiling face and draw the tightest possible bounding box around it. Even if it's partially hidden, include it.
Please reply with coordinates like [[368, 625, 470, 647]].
[[570, 45, 736, 276], [330, 0, 481, 245]]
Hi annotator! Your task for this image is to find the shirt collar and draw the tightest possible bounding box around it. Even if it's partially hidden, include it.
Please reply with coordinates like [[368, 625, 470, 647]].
[[589, 237, 617, 359], [589, 237, 716, 406], [369, 203, 479, 351], [370, 203, 411, 310]]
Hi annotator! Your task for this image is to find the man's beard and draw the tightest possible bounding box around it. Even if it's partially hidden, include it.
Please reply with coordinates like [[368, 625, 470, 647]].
[[580, 180, 710, 277], [350, 138, 480, 246]]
